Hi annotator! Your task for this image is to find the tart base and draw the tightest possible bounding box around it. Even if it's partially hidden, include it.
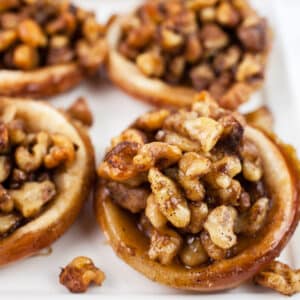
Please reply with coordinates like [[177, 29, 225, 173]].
[[0, 98, 95, 266], [0, 64, 83, 98], [95, 127, 300, 291]]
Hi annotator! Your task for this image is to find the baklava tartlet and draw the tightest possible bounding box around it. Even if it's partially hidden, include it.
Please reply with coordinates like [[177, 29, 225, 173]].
[[0, 97, 94, 265], [107, 0, 271, 109], [95, 92, 299, 291], [0, 0, 107, 97]]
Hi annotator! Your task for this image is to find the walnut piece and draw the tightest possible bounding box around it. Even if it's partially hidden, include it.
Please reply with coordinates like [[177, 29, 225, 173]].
[[133, 142, 182, 171], [183, 117, 224, 152], [10, 180, 56, 218], [148, 227, 182, 265], [148, 168, 190, 228], [204, 205, 237, 249], [67, 97, 93, 127], [145, 194, 167, 229], [179, 236, 208, 267], [15, 132, 50, 172], [60, 256, 105, 293], [0, 213, 20, 235], [178, 152, 211, 201], [254, 261, 300, 296], [200, 230, 227, 261], [44, 133, 76, 169], [107, 181, 148, 213]]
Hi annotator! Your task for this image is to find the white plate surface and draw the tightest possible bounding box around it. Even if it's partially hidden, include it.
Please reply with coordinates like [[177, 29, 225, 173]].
[[0, 1, 299, 299]]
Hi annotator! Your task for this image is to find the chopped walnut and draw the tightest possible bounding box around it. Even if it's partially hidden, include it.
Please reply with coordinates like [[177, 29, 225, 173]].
[[44, 133, 76, 169], [18, 19, 47, 47], [178, 152, 211, 201], [156, 130, 201, 152], [15, 132, 50, 172], [107, 181, 148, 213], [135, 110, 170, 132], [0, 184, 13, 213], [160, 28, 184, 51], [133, 142, 182, 171], [60, 256, 105, 293], [241, 139, 263, 182], [111, 129, 146, 148], [0, 30, 17, 52], [187, 0, 218, 10], [0, 213, 20, 235], [213, 46, 241, 73], [0, 156, 11, 183], [98, 142, 140, 182], [216, 1, 240, 27], [254, 261, 300, 296], [204, 205, 237, 249], [145, 194, 167, 229], [10, 180, 56, 218], [0, 122, 9, 154], [66, 97, 93, 127], [136, 51, 165, 77], [183, 117, 224, 152], [200, 230, 227, 261], [148, 227, 182, 265], [238, 16, 269, 52], [236, 54, 263, 82], [190, 63, 215, 91], [235, 197, 269, 235], [184, 202, 208, 234], [148, 168, 190, 228], [179, 236, 208, 267], [200, 24, 229, 52]]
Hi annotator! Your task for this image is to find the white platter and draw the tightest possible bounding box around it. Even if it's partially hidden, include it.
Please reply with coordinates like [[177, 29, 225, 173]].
[[0, 1, 299, 299]]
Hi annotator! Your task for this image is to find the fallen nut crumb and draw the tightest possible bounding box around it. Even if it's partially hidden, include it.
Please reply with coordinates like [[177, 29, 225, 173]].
[[60, 256, 105, 293]]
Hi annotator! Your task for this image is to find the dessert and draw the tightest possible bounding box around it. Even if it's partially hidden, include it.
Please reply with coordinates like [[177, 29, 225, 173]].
[[0, 0, 107, 97], [107, 0, 271, 109], [95, 92, 299, 291], [0, 97, 94, 265]]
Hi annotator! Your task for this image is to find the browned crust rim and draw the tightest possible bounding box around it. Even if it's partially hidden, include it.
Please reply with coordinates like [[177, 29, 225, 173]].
[[0, 98, 95, 266], [0, 63, 83, 98], [107, 16, 271, 109], [94, 127, 299, 292]]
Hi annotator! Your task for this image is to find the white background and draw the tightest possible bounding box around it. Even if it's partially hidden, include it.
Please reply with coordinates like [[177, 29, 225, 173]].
[[1, 1, 300, 299]]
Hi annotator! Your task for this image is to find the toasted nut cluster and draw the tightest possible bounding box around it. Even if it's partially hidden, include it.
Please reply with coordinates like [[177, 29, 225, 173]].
[[0, 106, 77, 238], [0, 0, 107, 72], [118, 0, 270, 109], [60, 256, 105, 293], [254, 261, 300, 296], [98, 92, 270, 268]]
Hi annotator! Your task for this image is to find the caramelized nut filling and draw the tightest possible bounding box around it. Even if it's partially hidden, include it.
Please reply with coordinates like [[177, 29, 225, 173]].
[[98, 92, 271, 268], [117, 0, 271, 109], [0, 105, 78, 238], [0, 0, 107, 73]]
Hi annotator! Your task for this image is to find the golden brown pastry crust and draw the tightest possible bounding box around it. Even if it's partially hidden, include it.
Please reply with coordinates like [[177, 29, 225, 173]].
[[95, 127, 299, 291], [0, 63, 83, 98], [0, 98, 95, 266]]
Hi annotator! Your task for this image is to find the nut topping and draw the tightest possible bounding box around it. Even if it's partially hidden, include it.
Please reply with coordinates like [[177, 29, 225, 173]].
[[118, 0, 271, 108], [0, 104, 78, 238], [98, 92, 270, 267], [0, 1, 107, 73]]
